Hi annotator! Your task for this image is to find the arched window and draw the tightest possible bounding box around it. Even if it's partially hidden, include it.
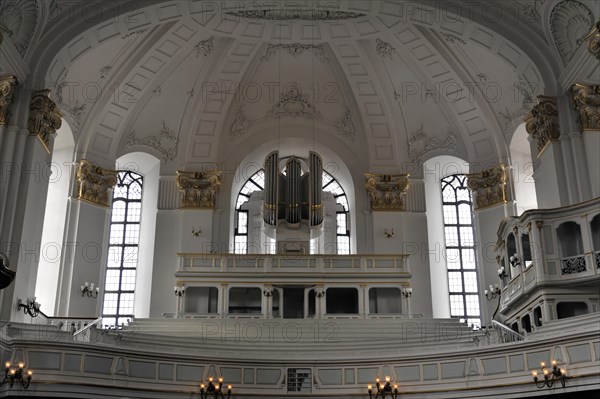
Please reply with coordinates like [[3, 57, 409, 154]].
[[441, 174, 481, 329], [234, 169, 349, 254], [102, 171, 143, 328]]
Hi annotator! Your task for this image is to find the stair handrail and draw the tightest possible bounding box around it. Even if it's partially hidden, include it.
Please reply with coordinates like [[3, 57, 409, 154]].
[[491, 320, 525, 342]]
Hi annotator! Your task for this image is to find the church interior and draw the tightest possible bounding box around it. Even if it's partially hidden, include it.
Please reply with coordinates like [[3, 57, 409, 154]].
[[0, 0, 599, 397]]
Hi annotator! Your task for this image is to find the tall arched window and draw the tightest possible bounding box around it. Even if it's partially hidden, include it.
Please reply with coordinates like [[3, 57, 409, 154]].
[[102, 171, 143, 328], [441, 174, 481, 329], [234, 170, 349, 254]]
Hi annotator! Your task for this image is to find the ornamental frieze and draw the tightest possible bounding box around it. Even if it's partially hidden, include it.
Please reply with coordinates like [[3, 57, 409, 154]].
[[28, 89, 63, 153], [0, 76, 17, 126], [75, 160, 118, 207], [364, 173, 410, 211], [572, 83, 600, 130], [176, 170, 223, 208], [467, 164, 509, 210], [524, 95, 559, 156]]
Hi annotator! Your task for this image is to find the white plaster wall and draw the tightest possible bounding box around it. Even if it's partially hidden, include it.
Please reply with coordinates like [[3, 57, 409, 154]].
[[509, 124, 538, 215], [149, 210, 181, 318], [35, 122, 74, 316], [533, 145, 562, 209], [582, 132, 600, 200], [372, 211, 432, 318]]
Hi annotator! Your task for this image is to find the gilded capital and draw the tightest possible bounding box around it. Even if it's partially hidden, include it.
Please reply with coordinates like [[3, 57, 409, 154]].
[[466, 164, 509, 210], [364, 173, 410, 211], [583, 20, 600, 60], [176, 170, 223, 208], [75, 160, 118, 207], [572, 84, 600, 131], [0, 76, 17, 126], [535, 220, 544, 230], [28, 89, 63, 153], [524, 95, 559, 156]]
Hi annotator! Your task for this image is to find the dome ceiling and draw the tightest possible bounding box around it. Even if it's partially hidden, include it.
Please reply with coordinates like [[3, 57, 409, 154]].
[[39, 0, 579, 174]]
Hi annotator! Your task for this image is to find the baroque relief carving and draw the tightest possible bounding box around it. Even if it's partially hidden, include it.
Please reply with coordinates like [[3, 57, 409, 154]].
[[407, 123, 457, 164], [0, 0, 39, 56], [262, 43, 328, 62], [364, 173, 410, 211], [176, 170, 223, 208], [75, 160, 118, 207], [550, 0, 594, 63], [28, 89, 63, 153], [270, 85, 320, 119], [225, 9, 364, 21], [0, 76, 17, 126], [335, 106, 355, 138], [524, 95, 559, 156], [466, 164, 509, 210], [230, 105, 254, 137], [194, 36, 214, 57], [498, 75, 538, 132], [125, 121, 179, 162], [375, 38, 395, 58], [582, 20, 600, 60], [572, 84, 600, 130]]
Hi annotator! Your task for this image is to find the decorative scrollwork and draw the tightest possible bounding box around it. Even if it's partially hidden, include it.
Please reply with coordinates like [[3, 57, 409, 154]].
[[466, 164, 509, 210], [364, 173, 410, 211], [262, 43, 328, 62], [524, 96, 560, 156], [225, 8, 364, 21], [28, 90, 63, 153], [582, 20, 600, 60], [572, 84, 600, 131], [560, 255, 587, 275], [75, 160, 118, 207], [270, 85, 319, 120], [407, 123, 457, 164], [126, 121, 179, 162], [0, 76, 17, 126], [176, 170, 223, 208]]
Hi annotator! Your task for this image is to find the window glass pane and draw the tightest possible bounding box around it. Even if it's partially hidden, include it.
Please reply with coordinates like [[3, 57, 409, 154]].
[[465, 295, 481, 316], [443, 205, 457, 224], [457, 203, 472, 225], [460, 227, 474, 246], [123, 247, 138, 266], [337, 236, 350, 255], [104, 270, 120, 291], [444, 227, 459, 246], [337, 213, 347, 234], [463, 272, 478, 292], [121, 269, 137, 291], [448, 272, 463, 292], [109, 224, 124, 244], [125, 224, 140, 244], [127, 202, 141, 222], [446, 249, 461, 269], [111, 200, 126, 222], [462, 249, 477, 269], [237, 212, 248, 234], [107, 247, 122, 268], [103, 293, 118, 315], [119, 293, 135, 314], [449, 295, 464, 316]]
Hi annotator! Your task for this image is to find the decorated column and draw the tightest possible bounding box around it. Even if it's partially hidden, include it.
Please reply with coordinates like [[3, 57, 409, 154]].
[[3, 89, 63, 321], [524, 96, 565, 208], [467, 163, 513, 324], [55, 160, 117, 317], [572, 84, 600, 199]]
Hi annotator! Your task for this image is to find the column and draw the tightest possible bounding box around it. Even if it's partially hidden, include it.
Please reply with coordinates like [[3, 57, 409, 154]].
[[2, 89, 63, 321], [530, 221, 546, 285], [55, 160, 116, 317], [402, 287, 413, 318], [572, 84, 600, 199], [315, 286, 325, 319], [262, 286, 272, 319], [467, 163, 515, 325]]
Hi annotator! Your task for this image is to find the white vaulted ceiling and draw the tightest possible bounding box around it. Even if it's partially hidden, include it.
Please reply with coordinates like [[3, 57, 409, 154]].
[[36, 0, 598, 173]]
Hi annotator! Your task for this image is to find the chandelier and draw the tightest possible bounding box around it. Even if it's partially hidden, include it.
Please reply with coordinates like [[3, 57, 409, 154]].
[[532, 360, 567, 388], [368, 376, 398, 398], [1, 361, 32, 389], [200, 377, 232, 398]]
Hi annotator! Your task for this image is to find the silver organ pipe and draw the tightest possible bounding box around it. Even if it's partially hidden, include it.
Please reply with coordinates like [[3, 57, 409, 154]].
[[285, 157, 301, 225], [309, 151, 323, 226], [263, 151, 278, 226]]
